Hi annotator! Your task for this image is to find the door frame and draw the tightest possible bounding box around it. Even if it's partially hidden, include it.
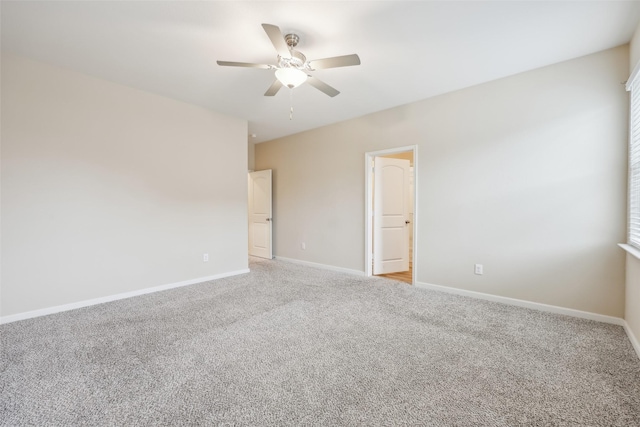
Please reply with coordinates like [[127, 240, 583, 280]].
[[365, 145, 418, 283]]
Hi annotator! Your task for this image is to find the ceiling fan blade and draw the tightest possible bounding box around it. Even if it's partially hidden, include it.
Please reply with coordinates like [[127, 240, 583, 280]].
[[308, 54, 361, 70], [306, 76, 340, 97], [264, 79, 283, 96], [262, 23, 291, 59], [216, 61, 273, 69]]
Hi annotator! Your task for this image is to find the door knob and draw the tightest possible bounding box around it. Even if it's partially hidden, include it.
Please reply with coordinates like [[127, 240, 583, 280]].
[[266, 218, 272, 221], [405, 220, 410, 224]]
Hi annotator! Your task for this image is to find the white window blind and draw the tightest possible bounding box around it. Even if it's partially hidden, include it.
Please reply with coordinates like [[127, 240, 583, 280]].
[[629, 74, 640, 249]]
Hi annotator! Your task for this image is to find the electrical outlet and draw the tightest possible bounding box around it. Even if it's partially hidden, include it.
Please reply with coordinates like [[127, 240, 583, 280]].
[[301, 242, 306, 250], [203, 253, 209, 262], [474, 264, 483, 275]]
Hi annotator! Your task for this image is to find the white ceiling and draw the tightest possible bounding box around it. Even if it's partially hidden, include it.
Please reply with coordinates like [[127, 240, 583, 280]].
[[3, 1, 640, 143]]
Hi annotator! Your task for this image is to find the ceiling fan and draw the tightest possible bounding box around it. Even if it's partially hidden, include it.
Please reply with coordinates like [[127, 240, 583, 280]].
[[217, 24, 360, 97]]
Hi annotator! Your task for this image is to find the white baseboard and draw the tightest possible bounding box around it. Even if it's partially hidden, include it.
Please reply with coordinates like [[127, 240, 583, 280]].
[[275, 256, 365, 276], [0, 268, 250, 325], [623, 321, 640, 360], [415, 281, 640, 361], [414, 281, 624, 326]]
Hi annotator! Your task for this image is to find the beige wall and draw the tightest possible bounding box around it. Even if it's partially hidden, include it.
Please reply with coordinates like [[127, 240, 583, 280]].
[[256, 45, 629, 317], [627, 253, 640, 343], [631, 24, 640, 75], [627, 25, 640, 348], [248, 141, 256, 171], [1, 53, 248, 317]]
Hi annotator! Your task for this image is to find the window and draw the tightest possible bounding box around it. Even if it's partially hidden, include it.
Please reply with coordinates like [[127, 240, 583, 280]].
[[628, 73, 640, 249]]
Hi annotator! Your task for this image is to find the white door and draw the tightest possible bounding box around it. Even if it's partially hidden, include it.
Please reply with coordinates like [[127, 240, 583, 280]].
[[373, 157, 410, 274], [248, 170, 272, 259]]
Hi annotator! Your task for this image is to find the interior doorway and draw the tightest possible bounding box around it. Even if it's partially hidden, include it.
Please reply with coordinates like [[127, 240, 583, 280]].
[[365, 146, 417, 284]]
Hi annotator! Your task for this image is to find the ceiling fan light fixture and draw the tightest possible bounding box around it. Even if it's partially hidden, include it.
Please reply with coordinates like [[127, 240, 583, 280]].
[[217, 24, 358, 97], [275, 68, 307, 88]]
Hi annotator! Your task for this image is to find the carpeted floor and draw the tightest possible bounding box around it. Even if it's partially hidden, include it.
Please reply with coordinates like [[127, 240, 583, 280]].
[[1, 257, 639, 426]]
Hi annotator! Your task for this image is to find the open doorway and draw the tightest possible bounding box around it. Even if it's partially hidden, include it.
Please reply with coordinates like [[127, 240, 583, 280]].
[[365, 146, 417, 285]]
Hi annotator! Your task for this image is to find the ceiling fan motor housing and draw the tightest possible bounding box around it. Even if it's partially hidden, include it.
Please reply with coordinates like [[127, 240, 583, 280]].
[[278, 49, 308, 70], [284, 33, 299, 47]]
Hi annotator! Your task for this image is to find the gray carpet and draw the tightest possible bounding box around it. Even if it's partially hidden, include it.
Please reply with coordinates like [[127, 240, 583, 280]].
[[1, 257, 639, 426]]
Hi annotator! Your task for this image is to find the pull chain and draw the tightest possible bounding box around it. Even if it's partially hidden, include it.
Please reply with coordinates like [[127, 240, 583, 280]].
[[289, 87, 294, 120]]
